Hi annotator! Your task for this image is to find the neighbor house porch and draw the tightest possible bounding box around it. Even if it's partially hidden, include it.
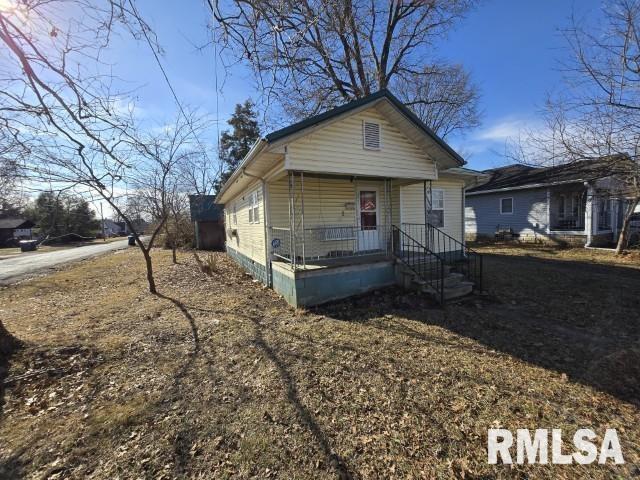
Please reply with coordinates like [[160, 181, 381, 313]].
[[546, 183, 627, 246]]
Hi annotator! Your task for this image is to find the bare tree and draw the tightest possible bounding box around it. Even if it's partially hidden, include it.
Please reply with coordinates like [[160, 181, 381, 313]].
[[212, 0, 480, 136], [0, 0, 198, 292], [133, 114, 208, 268], [516, 0, 640, 254]]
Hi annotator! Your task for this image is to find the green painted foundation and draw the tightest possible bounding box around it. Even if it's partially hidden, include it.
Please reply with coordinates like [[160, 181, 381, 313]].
[[226, 246, 268, 285], [271, 260, 396, 307]]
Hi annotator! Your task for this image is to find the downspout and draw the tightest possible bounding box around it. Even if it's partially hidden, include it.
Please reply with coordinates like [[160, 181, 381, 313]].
[[243, 167, 272, 287]]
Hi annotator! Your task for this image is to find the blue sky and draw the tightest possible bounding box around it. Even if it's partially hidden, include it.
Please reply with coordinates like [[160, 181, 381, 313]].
[[110, 0, 604, 172]]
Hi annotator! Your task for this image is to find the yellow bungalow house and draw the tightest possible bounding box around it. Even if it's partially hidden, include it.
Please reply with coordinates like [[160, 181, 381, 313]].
[[216, 90, 486, 306]]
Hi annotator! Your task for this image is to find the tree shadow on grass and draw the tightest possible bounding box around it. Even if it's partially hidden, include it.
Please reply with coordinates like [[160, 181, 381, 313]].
[[0, 331, 23, 478], [148, 292, 352, 478], [314, 253, 640, 406], [154, 292, 200, 382], [247, 314, 353, 480]]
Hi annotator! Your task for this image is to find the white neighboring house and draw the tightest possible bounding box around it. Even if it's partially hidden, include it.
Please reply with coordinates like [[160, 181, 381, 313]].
[[216, 90, 486, 307], [102, 219, 125, 237]]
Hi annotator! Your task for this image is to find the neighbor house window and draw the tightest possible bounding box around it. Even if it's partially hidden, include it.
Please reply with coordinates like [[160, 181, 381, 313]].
[[248, 191, 260, 224], [500, 197, 513, 214], [429, 189, 445, 227], [363, 121, 381, 150]]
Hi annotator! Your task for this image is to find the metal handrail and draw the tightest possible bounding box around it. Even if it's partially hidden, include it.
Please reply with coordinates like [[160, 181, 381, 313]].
[[392, 225, 445, 303], [399, 222, 483, 292]]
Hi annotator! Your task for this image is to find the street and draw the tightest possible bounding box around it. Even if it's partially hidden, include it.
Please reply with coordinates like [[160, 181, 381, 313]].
[[0, 239, 132, 285]]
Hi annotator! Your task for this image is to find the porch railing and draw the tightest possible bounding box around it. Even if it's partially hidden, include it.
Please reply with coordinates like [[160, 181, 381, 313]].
[[400, 223, 483, 291], [269, 224, 392, 268], [549, 215, 584, 231], [393, 225, 446, 304]]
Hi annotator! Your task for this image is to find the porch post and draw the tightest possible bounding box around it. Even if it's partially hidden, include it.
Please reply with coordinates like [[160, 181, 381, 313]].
[[423, 180, 428, 247], [584, 182, 594, 246], [300, 171, 306, 268], [288, 171, 296, 267]]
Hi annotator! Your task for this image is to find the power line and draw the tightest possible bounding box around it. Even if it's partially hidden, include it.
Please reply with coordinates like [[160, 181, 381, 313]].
[[127, 0, 216, 167], [210, 0, 221, 161]]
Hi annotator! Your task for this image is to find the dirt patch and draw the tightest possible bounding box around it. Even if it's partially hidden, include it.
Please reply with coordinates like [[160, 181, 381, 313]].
[[0, 248, 638, 478]]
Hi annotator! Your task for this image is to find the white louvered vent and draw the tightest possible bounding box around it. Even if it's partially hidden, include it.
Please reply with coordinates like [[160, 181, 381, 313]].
[[363, 121, 381, 150]]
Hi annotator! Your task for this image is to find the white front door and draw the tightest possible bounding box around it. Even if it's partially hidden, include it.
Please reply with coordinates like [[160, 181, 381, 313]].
[[357, 189, 380, 251]]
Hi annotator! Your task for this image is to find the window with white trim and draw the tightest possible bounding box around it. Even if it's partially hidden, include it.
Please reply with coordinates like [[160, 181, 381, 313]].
[[363, 121, 381, 150], [429, 189, 445, 227], [232, 203, 237, 225], [500, 197, 513, 214], [248, 191, 260, 224]]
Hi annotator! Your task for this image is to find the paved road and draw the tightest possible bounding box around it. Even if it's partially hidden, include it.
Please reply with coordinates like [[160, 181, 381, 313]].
[[0, 239, 133, 285]]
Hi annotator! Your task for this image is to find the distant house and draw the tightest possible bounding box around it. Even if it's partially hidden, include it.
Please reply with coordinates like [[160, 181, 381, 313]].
[[216, 89, 486, 306], [465, 158, 636, 247], [0, 218, 35, 246], [102, 219, 125, 237], [189, 195, 225, 250]]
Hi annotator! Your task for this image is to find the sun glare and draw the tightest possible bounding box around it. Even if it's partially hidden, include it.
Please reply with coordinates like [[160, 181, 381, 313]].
[[0, 0, 31, 25], [0, 0, 15, 12]]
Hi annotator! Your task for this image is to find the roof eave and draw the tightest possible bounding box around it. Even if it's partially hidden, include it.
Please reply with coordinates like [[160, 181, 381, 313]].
[[215, 138, 268, 203]]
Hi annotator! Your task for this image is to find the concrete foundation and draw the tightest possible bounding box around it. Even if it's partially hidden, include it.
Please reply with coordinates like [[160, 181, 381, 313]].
[[271, 260, 396, 307]]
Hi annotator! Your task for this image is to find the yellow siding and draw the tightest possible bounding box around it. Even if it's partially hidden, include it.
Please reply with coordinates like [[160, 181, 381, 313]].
[[268, 175, 393, 227], [400, 179, 465, 250], [287, 107, 437, 179], [267, 175, 393, 259], [225, 181, 267, 265]]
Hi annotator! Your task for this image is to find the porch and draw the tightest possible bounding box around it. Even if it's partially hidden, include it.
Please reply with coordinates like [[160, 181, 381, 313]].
[[548, 185, 587, 233], [265, 171, 481, 305]]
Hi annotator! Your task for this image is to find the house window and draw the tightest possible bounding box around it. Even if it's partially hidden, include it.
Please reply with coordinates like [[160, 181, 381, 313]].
[[500, 197, 513, 215], [233, 203, 237, 225], [363, 121, 381, 150], [429, 189, 445, 227], [598, 197, 611, 230], [248, 191, 260, 224]]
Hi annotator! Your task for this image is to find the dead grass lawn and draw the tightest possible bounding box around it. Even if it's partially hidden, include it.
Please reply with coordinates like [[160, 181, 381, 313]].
[[0, 246, 638, 479]]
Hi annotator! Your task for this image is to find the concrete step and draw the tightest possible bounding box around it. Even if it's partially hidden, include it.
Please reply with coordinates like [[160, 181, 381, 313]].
[[443, 281, 474, 300], [433, 272, 465, 289], [412, 273, 463, 289]]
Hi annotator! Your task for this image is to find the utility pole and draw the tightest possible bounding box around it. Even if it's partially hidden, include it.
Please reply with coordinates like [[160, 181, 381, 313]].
[[100, 202, 106, 241]]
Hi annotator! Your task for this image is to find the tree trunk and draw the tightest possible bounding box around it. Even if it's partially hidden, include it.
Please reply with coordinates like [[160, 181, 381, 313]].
[[172, 223, 178, 264], [164, 222, 177, 264], [141, 248, 157, 294], [615, 196, 640, 254], [0, 320, 19, 356]]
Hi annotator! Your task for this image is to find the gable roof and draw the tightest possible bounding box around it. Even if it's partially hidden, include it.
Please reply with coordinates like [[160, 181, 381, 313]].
[[0, 218, 35, 229], [264, 89, 465, 165], [467, 157, 627, 195], [216, 89, 465, 203]]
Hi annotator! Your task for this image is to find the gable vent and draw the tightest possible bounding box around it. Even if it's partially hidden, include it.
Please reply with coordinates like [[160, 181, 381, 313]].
[[363, 121, 381, 150]]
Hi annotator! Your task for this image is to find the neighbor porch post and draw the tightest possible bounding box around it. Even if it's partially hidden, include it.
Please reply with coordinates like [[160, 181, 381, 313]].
[[584, 182, 594, 247], [546, 188, 551, 236]]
